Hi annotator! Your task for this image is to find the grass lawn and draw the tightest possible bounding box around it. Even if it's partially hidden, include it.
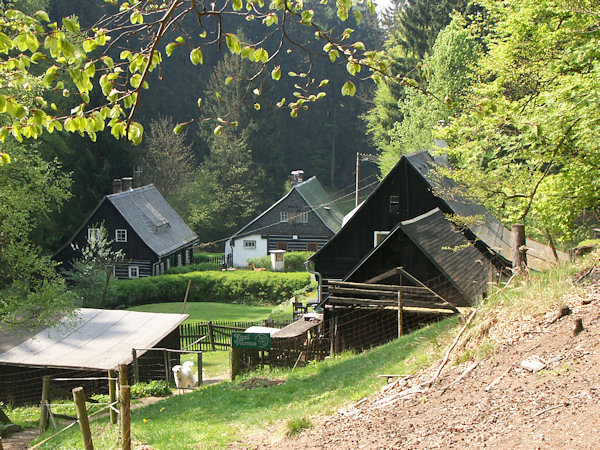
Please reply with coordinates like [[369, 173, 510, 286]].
[[33, 317, 458, 448], [127, 302, 280, 323]]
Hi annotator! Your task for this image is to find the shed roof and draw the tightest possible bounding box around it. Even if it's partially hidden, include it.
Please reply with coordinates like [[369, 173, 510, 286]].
[[229, 176, 344, 239], [344, 208, 491, 300], [0, 309, 188, 371]]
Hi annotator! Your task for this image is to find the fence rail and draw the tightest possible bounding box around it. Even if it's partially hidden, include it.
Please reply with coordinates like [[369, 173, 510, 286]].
[[180, 319, 292, 351]]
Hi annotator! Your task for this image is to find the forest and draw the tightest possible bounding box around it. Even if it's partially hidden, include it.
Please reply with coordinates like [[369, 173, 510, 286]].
[[1, 0, 599, 328]]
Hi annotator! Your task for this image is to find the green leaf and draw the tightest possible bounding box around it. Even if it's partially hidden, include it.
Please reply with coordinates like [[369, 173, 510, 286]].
[[214, 125, 223, 136], [190, 47, 203, 65], [225, 76, 233, 85], [165, 42, 178, 57], [197, 98, 203, 109], [301, 10, 314, 26], [62, 17, 80, 33], [173, 123, 185, 134], [271, 66, 281, 81], [232, 0, 243, 10], [341, 81, 356, 96], [225, 34, 241, 54]]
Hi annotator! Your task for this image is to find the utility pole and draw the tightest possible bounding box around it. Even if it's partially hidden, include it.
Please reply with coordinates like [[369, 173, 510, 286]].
[[355, 152, 378, 206]]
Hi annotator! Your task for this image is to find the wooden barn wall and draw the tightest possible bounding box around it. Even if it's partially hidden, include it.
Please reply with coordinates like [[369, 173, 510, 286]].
[[267, 235, 330, 252], [137, 328, 181, 383], [346, 230, 466, 305], [313, 160, 438, 280]]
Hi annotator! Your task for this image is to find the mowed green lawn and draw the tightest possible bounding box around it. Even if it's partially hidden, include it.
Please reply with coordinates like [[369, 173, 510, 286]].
[[127, 301, 282, 323]]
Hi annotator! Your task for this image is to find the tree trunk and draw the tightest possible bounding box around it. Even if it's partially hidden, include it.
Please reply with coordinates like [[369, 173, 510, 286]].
[[511, 223, 527, 276]]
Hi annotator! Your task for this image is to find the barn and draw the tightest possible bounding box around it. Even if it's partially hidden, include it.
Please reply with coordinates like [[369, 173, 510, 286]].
[[0, 308, 188, 406]]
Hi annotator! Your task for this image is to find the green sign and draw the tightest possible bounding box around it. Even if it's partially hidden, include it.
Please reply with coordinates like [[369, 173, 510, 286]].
[[231, 332, 271, 349]]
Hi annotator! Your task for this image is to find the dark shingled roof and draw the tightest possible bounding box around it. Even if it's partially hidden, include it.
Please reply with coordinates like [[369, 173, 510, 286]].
[[229, 176, 344, 239], [404, 151, 567, 271], [107, 185, 198, 257], [344, 208, 491, 300]]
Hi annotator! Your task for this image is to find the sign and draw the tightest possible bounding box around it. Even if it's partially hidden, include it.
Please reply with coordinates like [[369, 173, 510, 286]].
[[231, 332, 271, 350]]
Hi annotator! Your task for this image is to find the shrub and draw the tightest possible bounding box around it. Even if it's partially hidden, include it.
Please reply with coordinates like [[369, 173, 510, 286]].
[[130, 380, 171, 398], [285, 417, 312, 437], [167, 262, 221, 274], [110, 271, 311, 307], [247, 251, 313, 272], [193, 251, 224, 263]]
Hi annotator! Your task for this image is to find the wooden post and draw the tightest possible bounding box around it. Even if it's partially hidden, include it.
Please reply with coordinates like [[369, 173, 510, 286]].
[[118, 363, 128, 388], [108, 370, 117, 425], [207, 321, 215, 351], [197, 352, 203, 385], [230, 347, 242, 381], [120, 385, 131, 450], [73, 387, 94, 450], [355, 152, 360, 207], [397, 289, 403, 338], [511, 223, 527, 275], [329, 307, 335, 357], [182, 278, 192, 313], [39, 376, 51, 433], [163, 350, 170, 386], [545, 228, 560, 264], [131, 348, 139, 383]]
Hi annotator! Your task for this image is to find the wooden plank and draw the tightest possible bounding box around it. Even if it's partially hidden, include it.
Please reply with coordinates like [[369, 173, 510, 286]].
[[327, 296, 457, 311]]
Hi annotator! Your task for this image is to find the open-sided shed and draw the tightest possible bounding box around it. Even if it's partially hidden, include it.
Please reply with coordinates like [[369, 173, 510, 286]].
[[0, 309, 188, 405]]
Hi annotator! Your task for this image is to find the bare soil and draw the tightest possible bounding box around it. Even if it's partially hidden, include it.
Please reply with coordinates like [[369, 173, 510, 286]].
[[242, 278, 600, 449]]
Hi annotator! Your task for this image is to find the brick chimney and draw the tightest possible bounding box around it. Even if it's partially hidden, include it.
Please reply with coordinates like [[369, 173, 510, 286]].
[[122, 177, 133, 191], [113, 178, 123, 194]]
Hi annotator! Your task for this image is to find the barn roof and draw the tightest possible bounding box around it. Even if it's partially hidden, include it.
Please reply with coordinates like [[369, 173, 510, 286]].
[[344, 208, 491, 300], [229, 176, 344, 239], [55, 184, 198, 259], [0, 309, 188, 371], [404, 151, 567, 271]]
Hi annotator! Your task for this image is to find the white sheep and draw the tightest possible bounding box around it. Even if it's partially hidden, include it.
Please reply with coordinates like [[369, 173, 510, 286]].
[[172, 360, 196, 393]]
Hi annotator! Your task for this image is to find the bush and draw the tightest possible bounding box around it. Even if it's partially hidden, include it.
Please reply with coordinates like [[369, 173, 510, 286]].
[[247, 251, 313, 272], [130, 380, 171, 398], [110, 271, 311, 307], [193, 251, 224, 263], [167, 262, 221, 274]]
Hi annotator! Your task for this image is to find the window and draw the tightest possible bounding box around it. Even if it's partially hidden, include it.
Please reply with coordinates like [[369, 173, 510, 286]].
[[374, 231, 390, 247], [115, 229, 127, 242], [185, 248, 191, 265], [128, 266, 139, 279], [306, 242, 318, 252], [300, 211, 309, 223], [389, 195, 400, 214], [280, 211, 289, 222], [276, 242, 288, 251], [177, 253, 182, 266], [243, 240, 256, 249], [87, 227, 101, 242]]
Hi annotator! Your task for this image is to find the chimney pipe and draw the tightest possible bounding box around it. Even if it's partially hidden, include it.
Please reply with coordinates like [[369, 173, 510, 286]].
[[113, 178, 123, 194], [291, 170, 304, 186], [122, 177, 133, 191]]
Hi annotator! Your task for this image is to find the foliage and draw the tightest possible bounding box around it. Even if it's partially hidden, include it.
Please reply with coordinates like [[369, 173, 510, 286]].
[[64, 224, 124, 308], [0, 140, 75, 330], [438, 0, 600, 243], [285, 417, 313, 437], [0, 0, 389, 149], [111, 271, 311, 307], [247, 251, 314, 272], [130, 381, 171, 399], [166, 262, 222, 274], [188, 129, 266, 242], [139, 115, 197, 212], [193, 251, 225, 263]]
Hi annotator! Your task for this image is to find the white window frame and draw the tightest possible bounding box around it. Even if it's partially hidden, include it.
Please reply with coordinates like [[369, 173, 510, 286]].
[[300, 211, 309, 223], [177, 253, 182, 266], [374, 231, 390, 247], [107, 265, 116, 277], [128, 266, 139, 279], [243, 239, 256, 249], [185, 248, 191, 265], [87, 227, 102, 242], [115, 229, 127, 242], [280, 211, 289, 223]]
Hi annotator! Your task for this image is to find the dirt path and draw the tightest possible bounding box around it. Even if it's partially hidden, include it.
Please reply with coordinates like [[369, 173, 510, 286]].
[[242, 280, 600, 449]]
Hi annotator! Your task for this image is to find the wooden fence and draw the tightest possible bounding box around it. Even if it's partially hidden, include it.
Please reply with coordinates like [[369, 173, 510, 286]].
[[180, 320, 292, 351]]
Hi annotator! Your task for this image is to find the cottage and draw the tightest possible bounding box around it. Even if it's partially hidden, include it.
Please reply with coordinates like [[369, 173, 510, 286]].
[[55, 178, 199, 279], [225, 174, 344, 267]]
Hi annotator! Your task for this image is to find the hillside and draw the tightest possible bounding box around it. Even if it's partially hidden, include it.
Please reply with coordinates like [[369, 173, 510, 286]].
[[241, 260, 600, 448]]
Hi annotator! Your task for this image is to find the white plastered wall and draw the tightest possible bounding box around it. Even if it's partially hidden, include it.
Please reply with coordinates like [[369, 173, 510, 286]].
[[231, 234, 268, 267]]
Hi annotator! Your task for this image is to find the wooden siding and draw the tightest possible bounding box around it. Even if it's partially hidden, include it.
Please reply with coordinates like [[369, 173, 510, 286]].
[[267, 235, 329, 252]]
